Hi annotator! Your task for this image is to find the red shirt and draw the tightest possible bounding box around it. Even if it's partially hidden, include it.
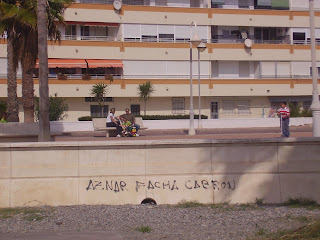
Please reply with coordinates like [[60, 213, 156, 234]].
[[278, 107, 290, 119]]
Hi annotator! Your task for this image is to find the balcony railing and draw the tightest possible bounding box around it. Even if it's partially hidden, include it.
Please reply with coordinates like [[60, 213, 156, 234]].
[[78, 0, 206, 8], [2, 34, 320, 46], [47, 74, 123, 79], [0, 73, 316, 80], [60, 35, 117, 41]]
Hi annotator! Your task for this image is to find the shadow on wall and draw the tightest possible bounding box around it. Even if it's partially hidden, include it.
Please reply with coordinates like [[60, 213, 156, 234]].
[[211, 140, 320, 204]]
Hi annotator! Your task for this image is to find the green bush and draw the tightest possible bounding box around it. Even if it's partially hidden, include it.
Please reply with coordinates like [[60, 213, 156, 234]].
[[137, 115, 208, 120], [35, 94, 69, 121], [78, 115, 208, 121], [78, 116, 93, 121], [289, 102, 312, 118], [0, 101, 6, 114]]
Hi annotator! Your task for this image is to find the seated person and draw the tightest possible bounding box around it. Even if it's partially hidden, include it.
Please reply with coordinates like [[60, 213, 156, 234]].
[[120, 108, 140, 136], [106, 108, 122, 137]]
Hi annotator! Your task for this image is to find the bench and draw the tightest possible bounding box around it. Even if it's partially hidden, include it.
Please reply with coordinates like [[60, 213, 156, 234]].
[[92, 118, 116, 137], [92, 117, 147, 137], [135, 117, 148, 131]]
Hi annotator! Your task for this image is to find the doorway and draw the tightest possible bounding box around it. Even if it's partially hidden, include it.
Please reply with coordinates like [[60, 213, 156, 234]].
[[211, 102, 219, 119]]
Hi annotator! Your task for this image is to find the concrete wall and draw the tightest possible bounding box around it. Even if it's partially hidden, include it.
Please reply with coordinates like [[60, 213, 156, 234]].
[[0, 138, 319, 207]]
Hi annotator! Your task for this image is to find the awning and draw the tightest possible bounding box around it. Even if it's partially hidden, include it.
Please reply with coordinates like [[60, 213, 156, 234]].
[[35, 59, 87, 68], [35, 59, 123, 68], [86, 59, 123, 68], [66, 21, 119, 27]]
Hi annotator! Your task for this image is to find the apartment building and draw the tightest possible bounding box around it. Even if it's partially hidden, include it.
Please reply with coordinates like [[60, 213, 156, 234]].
[[1, 0, 320, 121]]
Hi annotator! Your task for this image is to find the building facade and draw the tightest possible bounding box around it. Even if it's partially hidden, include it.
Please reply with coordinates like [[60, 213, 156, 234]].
[[1, 0, 320, 121]]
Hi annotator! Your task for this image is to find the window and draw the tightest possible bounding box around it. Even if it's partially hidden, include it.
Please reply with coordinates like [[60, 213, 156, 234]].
[[81, 26, 90, 36], [85, 97, 114, 102], [141, 35, 157, 42], [237, 100, 251, 115], [65, 25, 76, 36], [190, 0, 200, 7], [122, 0, 144, 5], [303, 101, 311, 110], [159, 34, 174, 42], [155, 0, 167, 6], [293, 32, 306, 42], [90, 105, 109, 118], [310, 67, 320, 77], [172, 98, 185, 114], [222, 100, 235, 115], [131, 105, 141, 116], [239, 0, 249, 8]]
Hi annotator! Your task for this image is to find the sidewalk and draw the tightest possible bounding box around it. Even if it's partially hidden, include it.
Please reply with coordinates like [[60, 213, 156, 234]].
[[0, 126, 313, 143], [0, 232, 124, 240]]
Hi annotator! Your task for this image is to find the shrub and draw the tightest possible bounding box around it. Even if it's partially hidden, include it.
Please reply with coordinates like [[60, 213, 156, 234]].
[[137, 114, 208, 120], [78, 116, 93, 121], [289, 102, 312, 118], [35, 94, 69, 121], [0, 101, 6, 114]]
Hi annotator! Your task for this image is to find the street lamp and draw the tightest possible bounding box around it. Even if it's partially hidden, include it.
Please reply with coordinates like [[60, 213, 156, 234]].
[[309, 0, 320, 137], [197, 42, 206, 129], [189, 21, 201, 135]]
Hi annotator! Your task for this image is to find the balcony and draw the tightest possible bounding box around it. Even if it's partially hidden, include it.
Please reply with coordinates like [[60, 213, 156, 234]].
[[77, 0, 207, 8]]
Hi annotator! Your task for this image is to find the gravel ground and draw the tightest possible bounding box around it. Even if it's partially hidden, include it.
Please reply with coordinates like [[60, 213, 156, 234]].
[[0, 205, 319, 240]]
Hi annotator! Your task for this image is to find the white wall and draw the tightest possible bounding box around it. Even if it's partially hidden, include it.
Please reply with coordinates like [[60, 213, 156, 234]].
[[291, 61, 320, 76], [292, 28, 320, 40], [0, 58, 7, 76], [211, 61, 255, 79], [123, 24, 208, 40], [123, 60, 210, 77], [220, 0, 254, 9], [291, 0, 320, 10]]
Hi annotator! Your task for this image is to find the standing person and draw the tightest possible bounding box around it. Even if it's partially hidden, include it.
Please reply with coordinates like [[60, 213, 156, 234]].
[[277, 101, 290, 137], [106, 108, 122, 137], [120, 108, 140, 136]]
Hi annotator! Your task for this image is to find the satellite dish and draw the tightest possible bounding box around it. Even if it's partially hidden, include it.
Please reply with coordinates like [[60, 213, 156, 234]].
[[113, 0, 122, 10], [244, 38, 253, 48]]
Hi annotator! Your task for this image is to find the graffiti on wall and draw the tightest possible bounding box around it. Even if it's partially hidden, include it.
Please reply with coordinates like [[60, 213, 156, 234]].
[[86, 179, 236, 193]]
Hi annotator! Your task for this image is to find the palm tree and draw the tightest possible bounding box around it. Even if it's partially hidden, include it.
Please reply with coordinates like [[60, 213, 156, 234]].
[[0, 1, 30, 122], [91, 83, 108, 117], [138, 81, 154, 115], [19, 0, 72, 122], [1, 0, 72, 122]]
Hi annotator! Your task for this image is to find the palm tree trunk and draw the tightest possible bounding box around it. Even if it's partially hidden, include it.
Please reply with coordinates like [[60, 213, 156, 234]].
[[22, 65, 35, 122], [144, 100, 147, 116], [37, 0, 50, 141], [6, 31, 19, 122]]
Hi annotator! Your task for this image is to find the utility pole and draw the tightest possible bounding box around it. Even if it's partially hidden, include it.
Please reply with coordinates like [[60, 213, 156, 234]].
[[37, 0, 50, 141], [309, 0, 320, 137]]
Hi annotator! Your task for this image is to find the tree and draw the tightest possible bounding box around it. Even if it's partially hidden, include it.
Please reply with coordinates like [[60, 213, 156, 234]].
[[0, 1, 32, 122], [138, 81, 154, 115], [20, 0, 72, 122], [35, 94, 69, 121], [91, 83, 108, 117], [0, 0, 72, 123]]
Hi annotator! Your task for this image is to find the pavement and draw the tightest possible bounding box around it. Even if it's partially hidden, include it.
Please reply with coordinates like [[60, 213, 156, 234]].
[[0, 126, 313, 143], [0, 232, 125, 240]]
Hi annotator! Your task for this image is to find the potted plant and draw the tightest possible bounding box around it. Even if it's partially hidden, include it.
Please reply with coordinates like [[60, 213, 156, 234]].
[[82, 73, 91, 80], [57, 72, 67, 80]]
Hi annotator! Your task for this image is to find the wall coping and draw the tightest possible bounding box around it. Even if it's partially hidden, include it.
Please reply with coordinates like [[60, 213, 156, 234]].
[[0, 137, 320, 151]]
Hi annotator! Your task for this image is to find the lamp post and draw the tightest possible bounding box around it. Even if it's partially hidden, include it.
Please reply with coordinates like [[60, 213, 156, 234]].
[[309, 0, 320, 137], [197, 42, 207, 129], [189, 21, 201, 135]]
